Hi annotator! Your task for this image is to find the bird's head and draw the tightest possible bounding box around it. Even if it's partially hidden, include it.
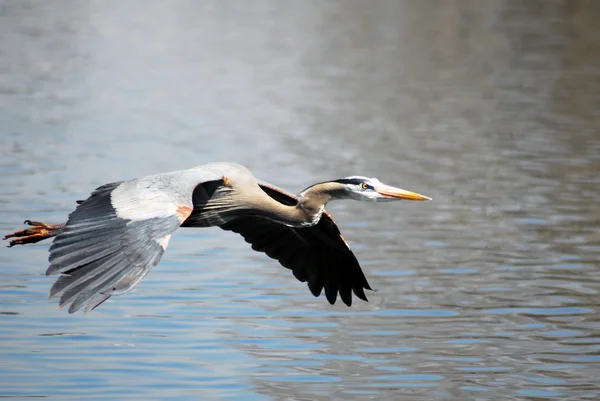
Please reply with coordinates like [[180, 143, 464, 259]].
[[332, 176, 431, 203]]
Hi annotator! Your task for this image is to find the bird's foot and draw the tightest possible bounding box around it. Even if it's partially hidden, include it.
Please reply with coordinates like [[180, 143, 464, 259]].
[[3, 220, 64, 247]]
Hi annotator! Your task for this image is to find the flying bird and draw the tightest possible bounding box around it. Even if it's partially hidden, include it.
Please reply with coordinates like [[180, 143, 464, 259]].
[[3, 162, 430, 314]]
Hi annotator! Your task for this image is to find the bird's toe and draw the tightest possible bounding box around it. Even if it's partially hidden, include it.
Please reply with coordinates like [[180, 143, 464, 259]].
[[3, 221, 63, 247]]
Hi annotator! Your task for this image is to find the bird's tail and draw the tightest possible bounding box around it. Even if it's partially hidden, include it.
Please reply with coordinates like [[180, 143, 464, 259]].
[[3, 220, 65, 247]]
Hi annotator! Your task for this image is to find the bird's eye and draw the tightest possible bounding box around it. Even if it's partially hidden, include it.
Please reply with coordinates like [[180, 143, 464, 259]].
[[361, 183, 369, 190]]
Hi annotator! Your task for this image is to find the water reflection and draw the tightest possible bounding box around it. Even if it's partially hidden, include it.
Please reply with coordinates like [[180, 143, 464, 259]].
[[1, 0, 599, 400]]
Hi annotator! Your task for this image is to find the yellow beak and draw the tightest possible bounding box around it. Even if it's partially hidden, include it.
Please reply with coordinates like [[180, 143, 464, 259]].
[[376, 185, 432, 201]]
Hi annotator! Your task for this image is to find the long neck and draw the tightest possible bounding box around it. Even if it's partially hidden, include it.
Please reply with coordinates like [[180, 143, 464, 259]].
[[259, 182, 341, 227]]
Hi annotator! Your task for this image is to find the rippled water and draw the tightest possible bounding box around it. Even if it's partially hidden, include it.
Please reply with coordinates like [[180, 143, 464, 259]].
[[1, 1, 599, 399]]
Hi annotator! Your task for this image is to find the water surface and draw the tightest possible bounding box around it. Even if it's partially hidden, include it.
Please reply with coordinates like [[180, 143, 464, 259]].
[[1, 1, 599, 400]]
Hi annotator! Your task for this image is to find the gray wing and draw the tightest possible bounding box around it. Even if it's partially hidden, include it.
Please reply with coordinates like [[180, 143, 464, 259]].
[[45, 164, 237, 314], [47, 182, 183, 313]]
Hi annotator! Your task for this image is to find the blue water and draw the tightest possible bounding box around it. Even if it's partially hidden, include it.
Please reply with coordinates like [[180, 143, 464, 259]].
[[1, 1, 600, 400]]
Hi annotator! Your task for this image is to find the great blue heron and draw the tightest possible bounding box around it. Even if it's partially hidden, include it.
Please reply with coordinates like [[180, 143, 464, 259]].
[[3, 162, 431, 314]]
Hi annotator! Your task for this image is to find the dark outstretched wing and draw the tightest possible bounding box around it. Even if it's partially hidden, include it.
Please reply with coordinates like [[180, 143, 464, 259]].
[[220, 183, 372, 306], [47, 182, 183, 314]]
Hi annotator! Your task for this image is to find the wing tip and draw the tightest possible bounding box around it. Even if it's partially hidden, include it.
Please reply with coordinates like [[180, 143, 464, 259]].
[[308, 280, 374, 306], [353, 288, 369, 303]]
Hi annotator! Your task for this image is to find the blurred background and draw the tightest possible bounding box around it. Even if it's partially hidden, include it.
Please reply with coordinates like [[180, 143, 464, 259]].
[[1, 0, 599, 400]]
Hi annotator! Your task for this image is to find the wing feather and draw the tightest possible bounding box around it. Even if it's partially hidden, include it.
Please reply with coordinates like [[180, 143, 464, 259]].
[[46, 180, 182, 313], [220, 183, 372, 306]]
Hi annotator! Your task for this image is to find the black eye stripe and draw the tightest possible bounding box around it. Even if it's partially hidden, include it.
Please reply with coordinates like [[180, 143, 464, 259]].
[[334, 178, 375, 190], [335, 178, 367, 185]]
